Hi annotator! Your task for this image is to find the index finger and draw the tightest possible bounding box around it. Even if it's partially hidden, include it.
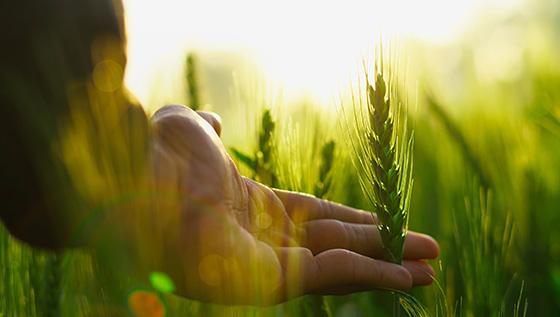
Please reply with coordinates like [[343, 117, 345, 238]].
[[272, 189, 376, 224]]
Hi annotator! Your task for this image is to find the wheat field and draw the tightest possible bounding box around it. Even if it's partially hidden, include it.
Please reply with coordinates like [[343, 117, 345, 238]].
[[1, 0, 560, 316]]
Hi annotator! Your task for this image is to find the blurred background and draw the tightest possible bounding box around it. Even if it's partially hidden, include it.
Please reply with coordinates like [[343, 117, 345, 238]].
[[123, 0, 521, 106], [2, 0, 559, 316]]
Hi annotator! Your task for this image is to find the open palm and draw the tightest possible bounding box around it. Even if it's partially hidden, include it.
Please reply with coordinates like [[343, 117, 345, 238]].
[[150, 105, 439, 305]]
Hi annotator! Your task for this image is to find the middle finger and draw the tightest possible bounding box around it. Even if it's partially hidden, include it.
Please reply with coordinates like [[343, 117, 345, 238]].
[[300, 219, 439, 260]]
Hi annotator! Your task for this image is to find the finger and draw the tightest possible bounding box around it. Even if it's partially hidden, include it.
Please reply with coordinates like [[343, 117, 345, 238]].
[[273, 189, 376, 224], [196, 111, 222, 136], [312, 285, 372, 296], [403, 260, 435, 286], [308, 249, 412, 293], [301, 220, 440, 260], [310, 260, 435, 295], [275, 247, 412, 300], [404, 233, 440, 260]]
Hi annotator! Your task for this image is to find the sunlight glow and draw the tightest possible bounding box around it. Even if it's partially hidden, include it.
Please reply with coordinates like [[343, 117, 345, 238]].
[[123, 0, 521, 106]]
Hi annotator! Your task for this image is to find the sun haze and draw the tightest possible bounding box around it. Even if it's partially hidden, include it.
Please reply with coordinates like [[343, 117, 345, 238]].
[[123, 0, 521, 106]]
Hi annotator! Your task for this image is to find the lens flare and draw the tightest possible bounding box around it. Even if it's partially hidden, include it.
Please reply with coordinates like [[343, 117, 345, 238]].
[[128, 290, 166, 317], [149, 271, 175, 293]]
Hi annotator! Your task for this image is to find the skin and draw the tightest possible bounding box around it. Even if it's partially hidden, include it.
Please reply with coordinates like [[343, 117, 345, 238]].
[[150, 104, 439, 305]]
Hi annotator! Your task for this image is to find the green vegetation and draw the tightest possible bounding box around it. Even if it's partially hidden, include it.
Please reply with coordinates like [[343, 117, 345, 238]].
[[231, 108, 279, 187], [349, 56, 415, 316], [2, 1, 560, 316], [313, 140, 336, 199], [351, 62, 414, 266], [186, 53, 203, 111]]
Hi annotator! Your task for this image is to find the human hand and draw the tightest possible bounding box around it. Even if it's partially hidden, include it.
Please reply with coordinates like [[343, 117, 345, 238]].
[[150, 105, 439, 305]]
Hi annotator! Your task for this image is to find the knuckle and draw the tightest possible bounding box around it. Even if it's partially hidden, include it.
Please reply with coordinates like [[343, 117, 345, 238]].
[[319, 199, 335, 219], [338, 222, 351, 247], [152, 104, 190, 120], [330, 220, 351, 247], [150, 106, 207, 152], [152, 105, 199, 135]]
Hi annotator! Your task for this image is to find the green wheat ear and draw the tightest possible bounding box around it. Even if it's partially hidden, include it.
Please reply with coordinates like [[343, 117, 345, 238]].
[[351, 55, 414, 265], [314, 140, 335, 198], [255, 109, 278, 187], [230, 109, 278, 187]]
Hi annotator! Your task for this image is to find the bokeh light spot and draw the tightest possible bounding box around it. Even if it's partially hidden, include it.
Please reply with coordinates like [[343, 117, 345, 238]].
[[256, 212, 272, 229], [198, 254, 225, 286], [149, 271, 175, 293], [128, 290, 166, 317]]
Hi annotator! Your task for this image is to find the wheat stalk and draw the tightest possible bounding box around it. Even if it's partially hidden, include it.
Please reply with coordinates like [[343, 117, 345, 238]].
[[186, 53, 202, 111], [350, 52, 414, 265], [345, 50, 415, 317], [313, 140, 336, 198], [230, 108, 279, 187]]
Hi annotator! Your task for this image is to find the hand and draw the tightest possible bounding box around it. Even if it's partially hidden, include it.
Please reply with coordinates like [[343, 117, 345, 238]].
[[150, 105, 439, 305]]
